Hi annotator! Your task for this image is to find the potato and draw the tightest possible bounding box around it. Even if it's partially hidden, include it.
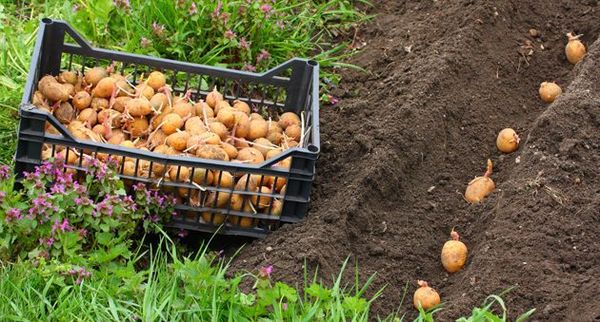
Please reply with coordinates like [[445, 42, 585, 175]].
[[63, 83, 76, 96], [108, 129, 126, 145], [194, 101, 214, 119], [266, 132, 283, 145], [92, 124, 106, 136], [184, 116, 205, 132], [202, 212, 226, 225], [147, 71, 166, 91], [285, 124, 302, 142], [161, 113, 184, 135], [270, 199, 283, 216], [237, 147, 264, 163], [205, 191, 231, 208], [92, 77, 116, 98], [168, 166, 191, 182], [253, 138, 274, 158], [148, 129, 167, 148], [166, 131, 190, 151], [205, 87, 223, 109], [278, 112, 300, 130], [32, 90, 48, 109], [78, 108, 98, 127], [265, 148, 283, 160], [220, 142, 238, 159], [235, 174, 260, 191], [115, 79, 135, 97], [121, 161, 136, 177], [234, 139, 250, 150], [275, 157, 292, 169], [91, 97, 109, 110], [214, 100, 231, 115], [286, 140, 299, 148], [113, 96, 132, 113], [59, 71, 78, 85], [173, 101, 193, 118], [232, 111, 250, 138], [266, 175, 287, 193], [97, 109, 122, 129], [72, 91, 92, 110], [213, 171, 234, 188], [84, 67, 107, 87], [228, 213, 257, 228], [136, 83, 155, 100], [216, 107, 236, 129], [127, 117, 149, 138], [192, 168, 214, 185], [54, 102, 76, 124], [233, 100, 251, 115], [196, 132, 221, 145], [68, 121, 85, 132], [38, 76, 70, 102], [252, 186, 273, 209], [247, 119, 268, 140], [196, 145, 229, 161], [126, 98, 152, 117], [149, 93, 170, 112], [209, 122, 229, 141]]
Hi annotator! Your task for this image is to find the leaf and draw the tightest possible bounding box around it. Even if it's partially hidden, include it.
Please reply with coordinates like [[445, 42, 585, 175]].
[[95, 232, 113, 246]]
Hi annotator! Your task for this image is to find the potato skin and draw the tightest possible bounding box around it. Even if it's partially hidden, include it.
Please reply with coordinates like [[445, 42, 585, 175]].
[[464, 177, 495, 203]]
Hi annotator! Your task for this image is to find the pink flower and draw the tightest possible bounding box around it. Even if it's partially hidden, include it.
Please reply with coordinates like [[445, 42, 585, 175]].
[[47, 238, 55, 247], [282, 303, 288, 311], [256, 49, 271, 63], [0, 164, 10, 180], [113, 0, 130, 10], [5, 208, 22, 222], [260, 4, 272, 15], [140, 37, 151, 48], [212, 1, 223, 19], [239, 37, 249, 50], [0, 191, 5, 203], [189, 2, 198, 15], [152, 22, 166, 37], [327, 94, 339, 105], [259, 265, 273, 279], [242, 64, 257, 72], [224, 30, 236, 40], [177, 229, 188, 238]]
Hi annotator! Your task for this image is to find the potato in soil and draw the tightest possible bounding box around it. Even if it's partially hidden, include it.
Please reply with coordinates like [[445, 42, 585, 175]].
[[413, 280, 440, 310], [441, 230, 468, 273], [496, 128, 519, 153], [464, 159, 495, 203]]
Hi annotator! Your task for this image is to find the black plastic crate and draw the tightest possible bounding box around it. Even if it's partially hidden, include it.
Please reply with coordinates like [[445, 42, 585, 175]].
[[14, 19, 320, 238]]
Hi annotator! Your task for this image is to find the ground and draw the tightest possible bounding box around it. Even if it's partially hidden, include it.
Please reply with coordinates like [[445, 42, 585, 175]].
[[231, 0, 600, 320]]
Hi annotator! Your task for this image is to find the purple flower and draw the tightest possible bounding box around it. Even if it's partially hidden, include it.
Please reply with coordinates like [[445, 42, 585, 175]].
[[0, 164, 10, 180], [260, 4, 272, 15], [0, 191, 5, 203], [189, 2, 198, 15], [242, 64, 257, 72], [259, 265, 273, 279], [140, 37, 151, 48], [133, 183, 146, 192], [5, 208, 22, 222], [50, 183, 66, 194], [328, 94, 339, 105], [282, 303, 288, 311], [224, 30, 236, 40], [256, 49, 271, 63], [177, 229, 188, 238], [60, 219, 72, 232], [79, 229, 88, 237]]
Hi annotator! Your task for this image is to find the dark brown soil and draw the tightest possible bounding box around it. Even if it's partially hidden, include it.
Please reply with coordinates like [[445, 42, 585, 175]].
[[231, 1, 600, 320]]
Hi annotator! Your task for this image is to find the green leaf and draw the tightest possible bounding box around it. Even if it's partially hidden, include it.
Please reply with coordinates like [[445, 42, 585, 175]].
[[95, 232, 113, 246]]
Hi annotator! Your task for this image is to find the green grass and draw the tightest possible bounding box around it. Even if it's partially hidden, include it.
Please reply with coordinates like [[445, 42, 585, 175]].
[[0, 236, 385, 321], [0, 0, 371, 164]]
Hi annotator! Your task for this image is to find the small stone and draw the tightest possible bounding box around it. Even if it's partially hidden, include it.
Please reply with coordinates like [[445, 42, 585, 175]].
[[427, 186, 436, 193], [266, 246, 273, 252], [528, 28, 540, 37], [574, 177, 581, 184], [515, 156, 521, 164]]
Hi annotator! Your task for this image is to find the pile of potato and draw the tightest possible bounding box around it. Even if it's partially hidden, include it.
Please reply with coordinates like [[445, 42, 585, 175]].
[[32, 66, 304, 228]]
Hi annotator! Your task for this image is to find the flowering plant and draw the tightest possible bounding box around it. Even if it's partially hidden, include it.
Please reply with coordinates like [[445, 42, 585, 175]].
[[0, 158, 175, 282]]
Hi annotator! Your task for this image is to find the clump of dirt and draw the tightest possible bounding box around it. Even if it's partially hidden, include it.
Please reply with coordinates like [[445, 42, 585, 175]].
[[231, 0, 600, 320]]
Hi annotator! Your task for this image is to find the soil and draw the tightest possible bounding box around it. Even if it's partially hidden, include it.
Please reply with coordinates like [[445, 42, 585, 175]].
[[229, 1, 600, 320]]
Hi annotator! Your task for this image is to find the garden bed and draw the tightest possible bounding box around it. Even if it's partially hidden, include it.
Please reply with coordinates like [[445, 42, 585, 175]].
[[232, 0, 600, 320]]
